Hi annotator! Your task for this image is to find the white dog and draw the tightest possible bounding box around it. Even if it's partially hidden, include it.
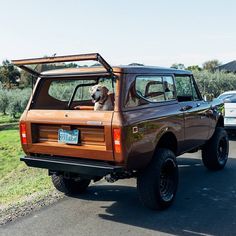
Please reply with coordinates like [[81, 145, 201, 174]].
[[89, 85, 114, 111]]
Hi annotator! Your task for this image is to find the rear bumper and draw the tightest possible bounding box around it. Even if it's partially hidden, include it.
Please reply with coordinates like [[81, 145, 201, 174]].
[[21, 155, 124, 177]]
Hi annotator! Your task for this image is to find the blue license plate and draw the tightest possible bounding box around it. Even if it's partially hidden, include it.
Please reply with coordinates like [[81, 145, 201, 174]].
[[58, 129, 79, 144]]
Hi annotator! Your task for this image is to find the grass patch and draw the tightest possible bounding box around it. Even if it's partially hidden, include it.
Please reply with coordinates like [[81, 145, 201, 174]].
[[0, 128, 53, 206], [0, 114, 19, 124]]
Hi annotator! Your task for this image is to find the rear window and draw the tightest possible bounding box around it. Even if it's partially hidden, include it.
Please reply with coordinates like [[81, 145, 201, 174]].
[[218, 94, 236, 100], [31, 77, 115, 110], [48, 80, 94, 101], [224, 96, 236, 103]]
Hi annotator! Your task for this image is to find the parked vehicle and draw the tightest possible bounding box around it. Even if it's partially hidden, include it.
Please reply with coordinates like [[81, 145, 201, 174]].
[[217, 91, 236, 102], [223, 96, 236, 132], [13, 53, 229, 210], [216, 91, 236, 132]]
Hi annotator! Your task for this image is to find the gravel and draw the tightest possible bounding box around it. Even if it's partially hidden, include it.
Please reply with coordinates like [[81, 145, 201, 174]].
[[0, 190, 64, 226]]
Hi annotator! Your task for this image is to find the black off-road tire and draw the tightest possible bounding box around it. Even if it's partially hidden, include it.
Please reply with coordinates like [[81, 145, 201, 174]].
[[202, 127, 229, 171], [137, 148, 178, 210], [52, 174, 91, 195]]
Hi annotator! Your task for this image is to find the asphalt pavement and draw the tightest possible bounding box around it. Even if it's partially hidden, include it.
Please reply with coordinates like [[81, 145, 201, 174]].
[[1, 138, 236, 236]]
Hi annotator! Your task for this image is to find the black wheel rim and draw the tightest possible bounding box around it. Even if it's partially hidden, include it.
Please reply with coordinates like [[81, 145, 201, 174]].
[[159, 159, 177, 202], [217, 137, 228, 164]]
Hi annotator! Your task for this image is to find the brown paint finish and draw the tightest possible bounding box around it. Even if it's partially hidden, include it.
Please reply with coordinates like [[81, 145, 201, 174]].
[[16, 55, 223, 172], [23, 109, 115, 161], [120, 102, 185, 169]]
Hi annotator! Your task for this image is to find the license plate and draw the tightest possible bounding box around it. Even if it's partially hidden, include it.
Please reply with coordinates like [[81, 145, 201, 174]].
[[58, 129, 79, 144]]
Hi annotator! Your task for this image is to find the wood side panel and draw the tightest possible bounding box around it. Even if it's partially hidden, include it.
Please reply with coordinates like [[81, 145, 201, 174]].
[[105, 126, 113, 150], [28, 143, 113, 160], [26, 110, 115, 161], [33, 124, 105, 144]]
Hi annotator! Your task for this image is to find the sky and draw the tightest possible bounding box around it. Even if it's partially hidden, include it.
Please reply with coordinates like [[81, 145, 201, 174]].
[[0, 0, 235, 67]]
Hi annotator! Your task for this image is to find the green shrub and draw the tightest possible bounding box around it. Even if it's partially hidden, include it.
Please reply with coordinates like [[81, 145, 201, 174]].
[[193, 70, 236, 97], [0, 88, 31, 118], [0, 90, 9, 115]]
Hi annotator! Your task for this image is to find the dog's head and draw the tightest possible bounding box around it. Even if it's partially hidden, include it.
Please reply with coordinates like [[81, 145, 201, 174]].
[[89, 85, 109, 103]]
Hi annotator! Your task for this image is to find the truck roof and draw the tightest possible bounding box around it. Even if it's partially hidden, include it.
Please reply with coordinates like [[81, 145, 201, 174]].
[[12, 53, 192, 77], [40, 66, 192, 77]]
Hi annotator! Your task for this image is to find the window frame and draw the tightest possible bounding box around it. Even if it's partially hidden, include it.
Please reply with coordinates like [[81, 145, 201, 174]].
[[134, 74, 177, 104], [30, 75, 116, 110], [173, 74, 202, 102]]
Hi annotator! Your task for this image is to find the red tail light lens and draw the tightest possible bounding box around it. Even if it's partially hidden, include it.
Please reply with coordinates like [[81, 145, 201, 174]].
[[113, 128, 121, 153], [20, 123, 27, 145]]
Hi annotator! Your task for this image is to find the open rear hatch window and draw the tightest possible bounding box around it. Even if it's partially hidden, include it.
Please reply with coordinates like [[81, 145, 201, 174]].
[[12, 53, 113, 77]]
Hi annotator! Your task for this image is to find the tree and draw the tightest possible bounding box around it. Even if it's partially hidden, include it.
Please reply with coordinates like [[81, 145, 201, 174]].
[[19, 70, 35, 88], [128, 63, 144, 66], [193, 70, 236, 97], [90, 63, 101, 67], [0, 90, 9, 115], [171, 63, 185, 70], [202, 60, 221, 72], [186, 65, 202, 71], [19, 61, 80, 88], [66, 63, 78, 68], [5, 88, 31, 118], [0, 60, 20, 88]]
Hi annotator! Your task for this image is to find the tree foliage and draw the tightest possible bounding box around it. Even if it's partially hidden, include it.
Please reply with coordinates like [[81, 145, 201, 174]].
[[193, 70, 236, 97], [0, 90, 9, 115], [202, 59, 221, 72], [186, 65, 202, 71], [18, 70, 35, 88], [128, 63, 144, 66], [171, 63, 185, 70], [0, 88, 31, 117], [0, 60, 20, 88], [0, 58, 236, 118]]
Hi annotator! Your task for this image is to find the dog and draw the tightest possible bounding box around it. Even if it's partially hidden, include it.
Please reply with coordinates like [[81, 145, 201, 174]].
[[89, 84, 114, 111]]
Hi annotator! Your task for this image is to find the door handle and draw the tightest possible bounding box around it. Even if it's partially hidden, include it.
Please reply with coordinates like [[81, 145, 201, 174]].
[[180, 105, 193, 111]]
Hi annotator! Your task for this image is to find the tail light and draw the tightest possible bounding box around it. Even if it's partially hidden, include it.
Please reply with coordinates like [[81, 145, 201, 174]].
[[113, 128, 121, 153], [20, 123, 27, 145]]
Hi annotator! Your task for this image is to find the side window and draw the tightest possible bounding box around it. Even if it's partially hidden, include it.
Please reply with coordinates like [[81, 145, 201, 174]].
[[175, 75, 200, 102], [125, 75, 176, 108], [163, 76, 175, 100], [136, 76, 164, 102]]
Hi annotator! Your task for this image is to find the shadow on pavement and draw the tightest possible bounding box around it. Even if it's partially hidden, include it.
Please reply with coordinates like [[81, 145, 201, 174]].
[[75, 157, 236, 236]]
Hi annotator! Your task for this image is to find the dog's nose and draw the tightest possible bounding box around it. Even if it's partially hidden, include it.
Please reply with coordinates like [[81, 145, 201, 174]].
[[91, 94, 95, 99]]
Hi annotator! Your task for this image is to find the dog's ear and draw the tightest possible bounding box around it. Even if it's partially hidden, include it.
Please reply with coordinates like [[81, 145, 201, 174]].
[[102, 86, 109, 95]]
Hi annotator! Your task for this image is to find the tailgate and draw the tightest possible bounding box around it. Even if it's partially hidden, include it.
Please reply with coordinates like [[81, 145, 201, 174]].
[[23, 110, 114, 161]]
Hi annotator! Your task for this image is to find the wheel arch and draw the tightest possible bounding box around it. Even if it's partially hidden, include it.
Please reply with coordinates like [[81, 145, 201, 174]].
[[126, 130, 178, 171], [154, 131, 178, 156]]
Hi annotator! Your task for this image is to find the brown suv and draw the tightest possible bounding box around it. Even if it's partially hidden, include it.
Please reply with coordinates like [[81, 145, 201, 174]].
[[13, 53, 229, 210]]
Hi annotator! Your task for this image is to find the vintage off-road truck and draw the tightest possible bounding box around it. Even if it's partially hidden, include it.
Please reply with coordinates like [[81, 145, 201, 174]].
[[13, 53, 229, 210]]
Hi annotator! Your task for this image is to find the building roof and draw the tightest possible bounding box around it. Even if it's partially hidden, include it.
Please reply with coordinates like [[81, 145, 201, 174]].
[[217, 60, 236, 73]]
